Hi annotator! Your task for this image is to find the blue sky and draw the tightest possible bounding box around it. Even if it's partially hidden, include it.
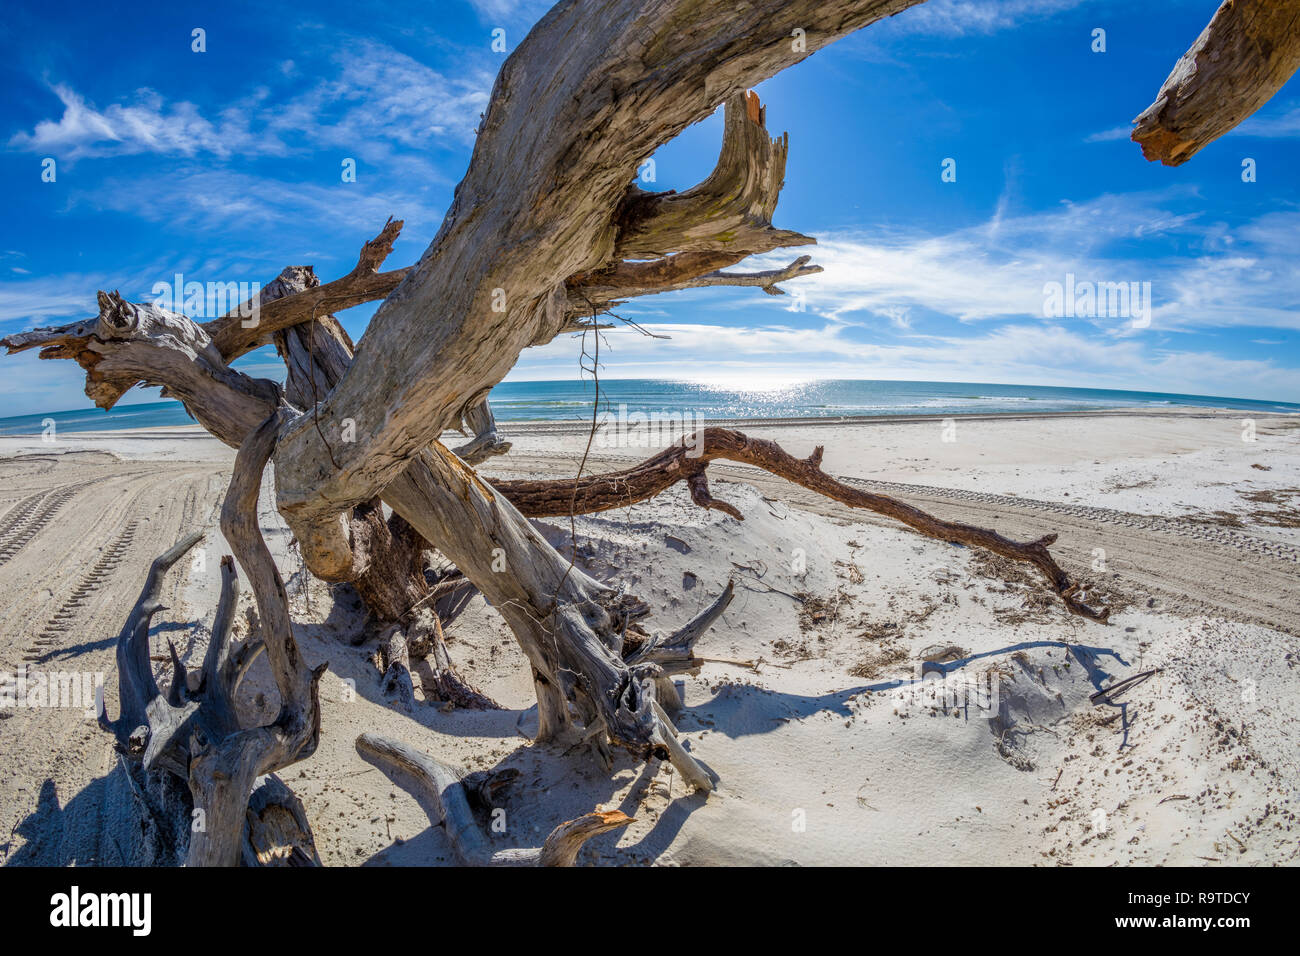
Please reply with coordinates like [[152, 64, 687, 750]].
[[2, 0, 1298, 417]]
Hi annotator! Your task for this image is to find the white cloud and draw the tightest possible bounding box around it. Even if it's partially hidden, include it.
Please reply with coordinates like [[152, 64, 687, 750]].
[[1085, 125, 1133, 143], [504, 190, 1300, 403], [1232, 104, 1300, 139], [8, 40, 493, 163], [8, 85, 281, 161], [465, 0, 552, 24], [513, 321, 1300, 403], [887, 0, 1087, 36], [734, 196, 1300, 333], [0, 271, 113, 327], [68, 167, 443, 238], [266, 40, 493, 154]]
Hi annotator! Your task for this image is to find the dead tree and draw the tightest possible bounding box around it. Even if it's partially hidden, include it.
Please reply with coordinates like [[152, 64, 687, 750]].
[[1132, 0, 1300, 164], [8, 0, 1295, 863], [99, 422, 326, 865], [262, 249, 496, 709]]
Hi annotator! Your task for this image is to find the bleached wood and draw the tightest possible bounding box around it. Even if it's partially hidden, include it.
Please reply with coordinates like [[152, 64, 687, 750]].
[[611, 91, 813, 258], [1133, 0, 1300, 165], [207, 218, 409, 361], [270, 0, 928, 531], [5, 0, 1140, 807], [100, 525, 321, 865], [184, 410, 326, 866], [651, 722, 714, 793], [355, 732, 632, 865]]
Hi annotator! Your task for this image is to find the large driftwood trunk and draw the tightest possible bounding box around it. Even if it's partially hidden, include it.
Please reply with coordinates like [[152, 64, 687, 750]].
[[1132, 0, 1300, 164], [263, 2, 936, 757], [268, 262, 495, 708]]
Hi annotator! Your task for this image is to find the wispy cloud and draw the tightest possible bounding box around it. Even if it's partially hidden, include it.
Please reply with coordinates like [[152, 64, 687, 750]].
[[266, 39, 494, 155], [8, 85, 281, 161], [739, 195, 1300, 332], [515, 320, 1300, 402], [68, 167, 443, 243], [8, 39, 493, 163], [1233, 104, 1300, 139], [0, 271, 115, 326], [887, 0, 1087, 36], [465, 0, 552, 23], [1085, 125, 1132, 144]]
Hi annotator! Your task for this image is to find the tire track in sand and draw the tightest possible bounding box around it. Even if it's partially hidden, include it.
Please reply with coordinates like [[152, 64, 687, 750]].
[[0, 483, 89, 567], [0, 454, 226, 865]]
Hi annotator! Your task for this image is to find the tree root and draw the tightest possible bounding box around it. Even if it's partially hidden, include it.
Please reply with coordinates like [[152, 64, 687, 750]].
[[98, 410, 327, 865]]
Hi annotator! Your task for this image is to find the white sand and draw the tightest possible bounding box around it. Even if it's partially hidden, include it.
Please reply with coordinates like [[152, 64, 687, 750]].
[[1, 408, 1296, 865]]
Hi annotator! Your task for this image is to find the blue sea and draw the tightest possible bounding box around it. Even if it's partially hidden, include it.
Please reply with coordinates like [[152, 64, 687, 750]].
[[1, 379, 1297, 435]]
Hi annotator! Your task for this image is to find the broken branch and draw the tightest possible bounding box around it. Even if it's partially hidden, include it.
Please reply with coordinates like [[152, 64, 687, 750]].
[[494, 428, 1109, 622], [1132, 0, 1300, 165]]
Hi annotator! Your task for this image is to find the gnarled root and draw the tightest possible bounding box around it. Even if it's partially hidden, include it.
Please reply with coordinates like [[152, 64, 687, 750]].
[[99, 410, 326, 865]]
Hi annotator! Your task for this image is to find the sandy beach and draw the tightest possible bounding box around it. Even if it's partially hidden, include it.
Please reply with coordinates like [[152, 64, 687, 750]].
[[1, 406, 1297, 866]]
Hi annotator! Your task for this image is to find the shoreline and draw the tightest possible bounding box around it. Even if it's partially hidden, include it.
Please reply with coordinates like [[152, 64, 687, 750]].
[[1, 403, 1293, 444]]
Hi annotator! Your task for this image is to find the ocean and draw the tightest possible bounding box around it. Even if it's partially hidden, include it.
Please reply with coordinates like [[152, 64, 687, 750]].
[[1, 379, 1297, 436]]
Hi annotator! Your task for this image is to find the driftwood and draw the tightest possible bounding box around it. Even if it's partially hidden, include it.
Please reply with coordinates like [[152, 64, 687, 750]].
[[209, 217, 410, 362], [378, 625, 416, 712], [267, 271, 497, 707], [494, 429, 1109, 622], [0, 1, 1105, 789], [567, 93, 823, 312], [3, 67, 864, 769], [266, 1, 933, 544], [452, 399, 513, 465], [256, 256, 498, 706], [99, 524, 322, 865], [1089, 668, 1162, 706], [180, 410, 328, 866], [355, 732, 632, 865], [1133, 0, 1300, 165]]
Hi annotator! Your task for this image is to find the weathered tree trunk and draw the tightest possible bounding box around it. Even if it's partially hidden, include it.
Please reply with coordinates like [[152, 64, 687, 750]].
[[99, 508, 324, 866], [267, 266, 497, 707], [1132, 0, 1300, 164]]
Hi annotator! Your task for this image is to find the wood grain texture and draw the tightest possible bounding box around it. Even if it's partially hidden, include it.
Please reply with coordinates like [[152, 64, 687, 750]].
[[271, 0, 927, 526], [1133, 0, 1300, 165]]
